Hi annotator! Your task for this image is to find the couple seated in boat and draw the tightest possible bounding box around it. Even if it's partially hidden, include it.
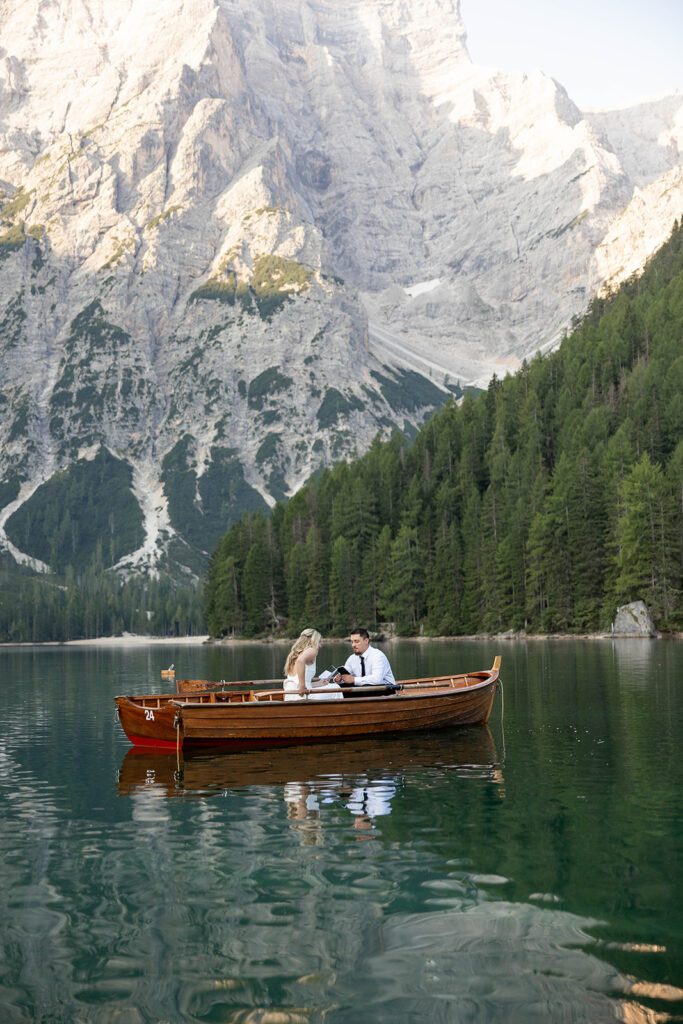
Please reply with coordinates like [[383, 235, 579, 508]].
[[283, 627, 396, 701]]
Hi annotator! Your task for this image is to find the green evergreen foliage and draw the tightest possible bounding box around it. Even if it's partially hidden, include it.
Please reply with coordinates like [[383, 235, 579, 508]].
[[144, 205, 182, 231], [4, 448, 144, 572], [0, 222, 26, 258], [612, 453, 679, 623], [247, 367, 294, 409], [0, 475, 21, 512], [161, 437, 267, 554], [0, 550, 205, 642], [371, 367, 447, 412], [189, 272, 238, 305], [205, 510, 284, 636], [30, 233, 45, 272], [0, 292, 27, 349], [48, 301, 135, 448], [0, 188, 32, 223], [7, 395, 29, 442], [205, 220, 683, 637], [255, 432, 282, 465], [316, 388, 364, 428], [255, 433, 289, 502], [189, 255, 312, 318], [67, 300, 130, 351], [250, 255, 312, 319]]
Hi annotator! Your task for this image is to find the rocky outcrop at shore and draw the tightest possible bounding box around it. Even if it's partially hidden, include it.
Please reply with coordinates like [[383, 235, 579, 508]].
[[612, 601, 657, 637]]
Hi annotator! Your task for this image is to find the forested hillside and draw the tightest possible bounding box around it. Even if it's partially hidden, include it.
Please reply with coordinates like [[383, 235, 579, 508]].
[[206, 221, 683, 637], [0, 554, 205, 642]]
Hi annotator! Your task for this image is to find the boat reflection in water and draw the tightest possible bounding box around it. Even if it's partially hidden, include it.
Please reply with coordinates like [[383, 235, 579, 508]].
[[117, 725, 503, 833]]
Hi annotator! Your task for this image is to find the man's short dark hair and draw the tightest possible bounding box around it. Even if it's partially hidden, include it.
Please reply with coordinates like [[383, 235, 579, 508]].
[[350, 627, 369, 639]]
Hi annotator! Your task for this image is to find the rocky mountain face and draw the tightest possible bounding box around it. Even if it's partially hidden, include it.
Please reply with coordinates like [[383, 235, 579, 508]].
[[0, 0, 681, 579]]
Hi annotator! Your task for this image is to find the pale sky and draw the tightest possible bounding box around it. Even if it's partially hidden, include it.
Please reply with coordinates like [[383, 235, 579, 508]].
[[461, 0, 682, 110]]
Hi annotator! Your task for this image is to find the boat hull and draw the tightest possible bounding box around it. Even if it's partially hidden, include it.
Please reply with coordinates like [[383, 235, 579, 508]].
[[115, 661, 501, 751]]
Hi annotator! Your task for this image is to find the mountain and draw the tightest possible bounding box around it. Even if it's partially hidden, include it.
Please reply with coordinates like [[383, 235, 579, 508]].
[[0, 0, 681, 583], [205, 219, 683, 637]]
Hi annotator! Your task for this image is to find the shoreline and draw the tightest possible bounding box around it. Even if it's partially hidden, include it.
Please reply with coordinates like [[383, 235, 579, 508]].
[[0, 634, 212, 648], [1, 631, 679, 648]]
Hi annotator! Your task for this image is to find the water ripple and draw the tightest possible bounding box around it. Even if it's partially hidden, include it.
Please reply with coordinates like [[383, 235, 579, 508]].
[[1, 642, 682, 1023]]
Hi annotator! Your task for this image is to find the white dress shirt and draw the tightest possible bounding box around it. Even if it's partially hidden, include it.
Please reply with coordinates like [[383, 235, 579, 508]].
[[344, 645, 395, 686]]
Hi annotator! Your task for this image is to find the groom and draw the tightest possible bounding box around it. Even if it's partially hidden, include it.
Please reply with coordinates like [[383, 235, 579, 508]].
[[335, 627, 396, 687]]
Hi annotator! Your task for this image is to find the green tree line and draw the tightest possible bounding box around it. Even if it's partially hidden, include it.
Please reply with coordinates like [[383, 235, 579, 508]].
[[0, 552, 205, 642], [205, 220, 683, 637]]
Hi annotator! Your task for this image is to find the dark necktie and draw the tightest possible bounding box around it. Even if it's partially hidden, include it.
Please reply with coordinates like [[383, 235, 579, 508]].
[[359, 654, 365, 677]]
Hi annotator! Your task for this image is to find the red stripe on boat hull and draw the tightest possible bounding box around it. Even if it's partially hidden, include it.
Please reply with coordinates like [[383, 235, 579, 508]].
[[127, 734, 179, 750]]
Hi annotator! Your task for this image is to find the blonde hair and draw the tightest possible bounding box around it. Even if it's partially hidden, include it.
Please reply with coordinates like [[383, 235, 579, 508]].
[[284, 628, 322, 676]]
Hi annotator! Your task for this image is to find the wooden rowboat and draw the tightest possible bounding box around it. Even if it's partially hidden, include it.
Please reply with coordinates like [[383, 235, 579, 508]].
[[115, 656, 501, 751]]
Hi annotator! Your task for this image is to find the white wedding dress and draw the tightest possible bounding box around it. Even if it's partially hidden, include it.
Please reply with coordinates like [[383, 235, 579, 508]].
[[283, 660, 344, 701]]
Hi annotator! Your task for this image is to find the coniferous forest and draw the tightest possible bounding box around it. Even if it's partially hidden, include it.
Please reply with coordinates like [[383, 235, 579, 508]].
[[205, 220, 683, 638], [0, 551, 205, 642]]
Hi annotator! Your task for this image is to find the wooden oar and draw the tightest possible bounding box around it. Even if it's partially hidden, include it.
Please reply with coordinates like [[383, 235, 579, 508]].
[[176, 678, 282, 694]]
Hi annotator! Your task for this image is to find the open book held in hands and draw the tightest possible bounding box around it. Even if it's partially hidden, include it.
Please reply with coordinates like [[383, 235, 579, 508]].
[[318, 665, 351, 682]]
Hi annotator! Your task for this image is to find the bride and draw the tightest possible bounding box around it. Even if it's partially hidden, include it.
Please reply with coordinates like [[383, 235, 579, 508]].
[[283, 628, 344, 701]]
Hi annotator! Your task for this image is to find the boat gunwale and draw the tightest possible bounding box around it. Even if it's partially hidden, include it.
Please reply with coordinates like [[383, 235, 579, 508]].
[[170, 677, 495, 710], [115, 666, 500, 708], [113, 675, 497, 708]]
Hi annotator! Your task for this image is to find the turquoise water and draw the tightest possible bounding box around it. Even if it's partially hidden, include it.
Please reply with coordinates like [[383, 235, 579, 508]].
[[0, 638, 681, 1023]]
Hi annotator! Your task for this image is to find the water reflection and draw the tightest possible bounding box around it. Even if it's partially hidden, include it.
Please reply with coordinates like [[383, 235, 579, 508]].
[[117, 727, 502, 800], [2, 641, 682, 1023], [610, 637, 660, 686], [369, 902, 683, 1024], [118, 729, 505, 857]]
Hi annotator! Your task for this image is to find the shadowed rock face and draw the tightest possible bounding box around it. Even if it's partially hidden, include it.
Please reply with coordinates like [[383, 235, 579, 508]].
[[0, 0, 681, 575], [296, 151, 332, 192]]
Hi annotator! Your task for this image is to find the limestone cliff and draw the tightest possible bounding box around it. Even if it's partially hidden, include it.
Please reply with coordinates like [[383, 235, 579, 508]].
[[0, 0, 680, 576]]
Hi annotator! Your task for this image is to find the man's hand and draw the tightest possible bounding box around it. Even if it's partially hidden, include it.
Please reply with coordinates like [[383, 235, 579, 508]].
[[336, 673, 355, 685]]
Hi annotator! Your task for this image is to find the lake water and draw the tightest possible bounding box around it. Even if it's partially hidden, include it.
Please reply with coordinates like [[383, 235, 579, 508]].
[[0, 638, 681, 1023]]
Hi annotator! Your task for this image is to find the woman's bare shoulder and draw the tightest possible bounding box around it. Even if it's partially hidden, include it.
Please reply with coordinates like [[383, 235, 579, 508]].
[[298, 646, 317, 665]]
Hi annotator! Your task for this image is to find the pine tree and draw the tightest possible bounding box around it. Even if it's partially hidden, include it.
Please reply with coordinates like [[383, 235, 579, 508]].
[[329, 534, 354, 633], [285, 541, 308, 632], [206, 554, 241, 636], [612, 453, 680, 623], [380, 525, 423, 632], [242, 541, 272, 634], [303, 524, 330, 631]]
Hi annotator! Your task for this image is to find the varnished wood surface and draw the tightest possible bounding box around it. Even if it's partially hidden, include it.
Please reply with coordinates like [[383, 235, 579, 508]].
[[115, 658, 501, 750], [177, 678, 281, 693]]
